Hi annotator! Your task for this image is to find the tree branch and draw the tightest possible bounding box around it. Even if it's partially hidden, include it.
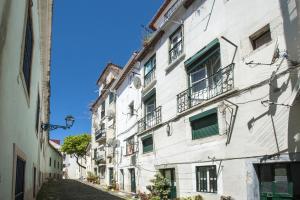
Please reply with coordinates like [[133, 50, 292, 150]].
[[74, 154, 86, 169]]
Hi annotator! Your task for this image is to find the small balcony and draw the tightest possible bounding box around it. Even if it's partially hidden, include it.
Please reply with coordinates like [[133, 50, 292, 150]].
[[177, 64, 235, 113], [138, 106, 162, 132], [95, 129, 106, 142], [144, 68, 156, 88]]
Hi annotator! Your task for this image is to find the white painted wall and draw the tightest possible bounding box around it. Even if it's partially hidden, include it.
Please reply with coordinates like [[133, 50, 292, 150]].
[[114, 0, 300, 199]]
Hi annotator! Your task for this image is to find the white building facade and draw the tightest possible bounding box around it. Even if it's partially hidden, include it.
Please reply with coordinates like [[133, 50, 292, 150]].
[[0, 0, 63, 200], [90, 63, 122, 186], [111, 0, 300, 199]]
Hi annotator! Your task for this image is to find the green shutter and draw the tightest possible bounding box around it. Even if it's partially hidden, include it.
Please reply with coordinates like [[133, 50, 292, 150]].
[[189, 108, 217, 122], [185, 38, 219, 71], [191, 112, 219, 140], [142, 135, 153, 153]]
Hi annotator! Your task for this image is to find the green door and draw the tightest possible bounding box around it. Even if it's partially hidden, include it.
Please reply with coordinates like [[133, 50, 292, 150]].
[[109, 168, 113, 186], [129, 168, 136, 193], [256, 163, 299, 200], [162, 168, 177, 199]]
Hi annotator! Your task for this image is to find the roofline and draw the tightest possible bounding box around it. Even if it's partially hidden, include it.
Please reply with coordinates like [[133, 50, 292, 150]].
[[149, 0, 172, 31], [96, 63, 122, 86], [112, 52, 139, 91], [48, 140, 63, 156]]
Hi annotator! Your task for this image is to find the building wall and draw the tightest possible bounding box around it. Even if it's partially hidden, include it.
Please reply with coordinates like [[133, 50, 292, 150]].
[[113, 0, 300, 199], [0, 0, 57, 199]]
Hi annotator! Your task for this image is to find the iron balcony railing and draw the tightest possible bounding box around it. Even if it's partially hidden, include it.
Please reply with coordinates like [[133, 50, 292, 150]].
[[177, 63, 235, 113], [95, 129, 106, 141], [138, 106, 162, 132], [144, 67, 156, 87]]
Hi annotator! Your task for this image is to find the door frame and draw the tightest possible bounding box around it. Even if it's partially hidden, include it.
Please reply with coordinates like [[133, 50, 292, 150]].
[[161, 168, 177, 199], [129, 168, 136, 193], [12, 143, 27, 200]]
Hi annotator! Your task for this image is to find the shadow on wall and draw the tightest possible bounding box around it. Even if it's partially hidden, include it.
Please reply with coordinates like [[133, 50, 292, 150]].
[[288, 98, 300, 160], [279, 0, 300, 160]]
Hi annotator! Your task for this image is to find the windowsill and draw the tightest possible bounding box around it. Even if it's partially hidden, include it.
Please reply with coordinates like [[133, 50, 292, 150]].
[[142, 80, 157, 95], [165, 53, 185, 74]]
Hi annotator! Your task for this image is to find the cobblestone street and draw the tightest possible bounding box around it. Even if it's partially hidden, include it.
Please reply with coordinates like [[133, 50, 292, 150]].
[[37, 179, 124, 200]]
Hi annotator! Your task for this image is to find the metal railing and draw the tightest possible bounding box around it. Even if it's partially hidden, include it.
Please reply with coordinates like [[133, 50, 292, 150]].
[[144, 67, 156, 87], [177, 64, 234, 113], [138, 106, 162, 132], [94, 151, 105, 161], [95, 129, 106, 141]]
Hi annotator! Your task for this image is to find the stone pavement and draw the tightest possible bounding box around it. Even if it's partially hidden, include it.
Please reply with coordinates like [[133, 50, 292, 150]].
[[37, 179, 124, 200]]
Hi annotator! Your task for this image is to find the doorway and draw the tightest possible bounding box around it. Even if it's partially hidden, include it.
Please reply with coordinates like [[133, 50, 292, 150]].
[[161, 168, 177, 199], [15, 157, 26, 200], [129, 168, 136, 193], [255, 162, 300, 199]]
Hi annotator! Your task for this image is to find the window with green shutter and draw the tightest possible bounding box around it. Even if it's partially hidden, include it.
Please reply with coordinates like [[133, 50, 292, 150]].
[[142, 135, 153, 153], [190, 108, 219, 140]]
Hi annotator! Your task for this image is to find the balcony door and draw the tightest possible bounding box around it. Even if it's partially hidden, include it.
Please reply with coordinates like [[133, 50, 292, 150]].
[[144, 95, 156, 128], [188, 49, 221, 105]]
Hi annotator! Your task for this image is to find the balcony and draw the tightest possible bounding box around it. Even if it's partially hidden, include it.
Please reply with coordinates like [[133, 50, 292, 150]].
[[177, 64, 235, 113], [95, 129, 106, 142], [138, 106, 162, 132], [144, 67, 156, 88]]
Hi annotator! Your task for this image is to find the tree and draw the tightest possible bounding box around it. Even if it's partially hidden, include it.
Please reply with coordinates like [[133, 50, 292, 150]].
[[61, 134, 91, 169], [146, 173, 170, 200]]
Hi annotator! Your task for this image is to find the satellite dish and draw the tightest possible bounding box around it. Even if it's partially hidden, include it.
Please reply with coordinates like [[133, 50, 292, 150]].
[[112, 139, 120, 148], [133, 76, 142, 89]]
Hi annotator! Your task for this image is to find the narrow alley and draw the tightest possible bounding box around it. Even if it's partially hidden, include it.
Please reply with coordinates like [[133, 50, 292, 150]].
[[37, 180, 123, 200]]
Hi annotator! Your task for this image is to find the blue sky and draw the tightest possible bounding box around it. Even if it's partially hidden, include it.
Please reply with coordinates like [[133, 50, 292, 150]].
[[50, 1, 163, 142]]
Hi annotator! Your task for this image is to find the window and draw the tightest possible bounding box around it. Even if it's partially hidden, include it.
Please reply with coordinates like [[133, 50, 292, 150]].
[[129, 102, 134, 117], [190, 108, 219, 140], [142, 135, 153, 153], [57, 162, 59, 169], [22, 5, 34, 94], [35, 94, 40, 132], [49, 157, 51, 166], [109, 92, 115, 104], [101, 101, 105, 119], [187, 41, 221, 103], [169, 27, 183, 63], [126, 136, 135, 155], [196, 166, 217, 193], [54, 160, 56, 168], [250, 25, 271, 50], [144, 55, 156, 86]]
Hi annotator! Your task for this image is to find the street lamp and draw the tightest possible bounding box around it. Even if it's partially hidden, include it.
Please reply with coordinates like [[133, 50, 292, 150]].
[[41, 115, 75, 131]]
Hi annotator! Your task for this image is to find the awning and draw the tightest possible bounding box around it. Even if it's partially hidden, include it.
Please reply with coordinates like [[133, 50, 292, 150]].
[[189, 108, 217, 122], [185, 38, 219, 70]]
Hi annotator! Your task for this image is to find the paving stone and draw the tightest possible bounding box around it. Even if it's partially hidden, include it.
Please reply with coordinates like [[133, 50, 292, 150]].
[[37, 179, 123, 200]]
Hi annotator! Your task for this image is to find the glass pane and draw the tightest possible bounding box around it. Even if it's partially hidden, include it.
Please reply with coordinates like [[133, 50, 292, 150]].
[[191, 68, 206, 84]]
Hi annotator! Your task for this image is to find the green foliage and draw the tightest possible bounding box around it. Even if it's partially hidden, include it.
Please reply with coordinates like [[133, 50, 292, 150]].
[[87, 171, 98, 183], [61, 134, 91, 157], [175, 195, 203, 200], [146, 173, 170, 200]]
